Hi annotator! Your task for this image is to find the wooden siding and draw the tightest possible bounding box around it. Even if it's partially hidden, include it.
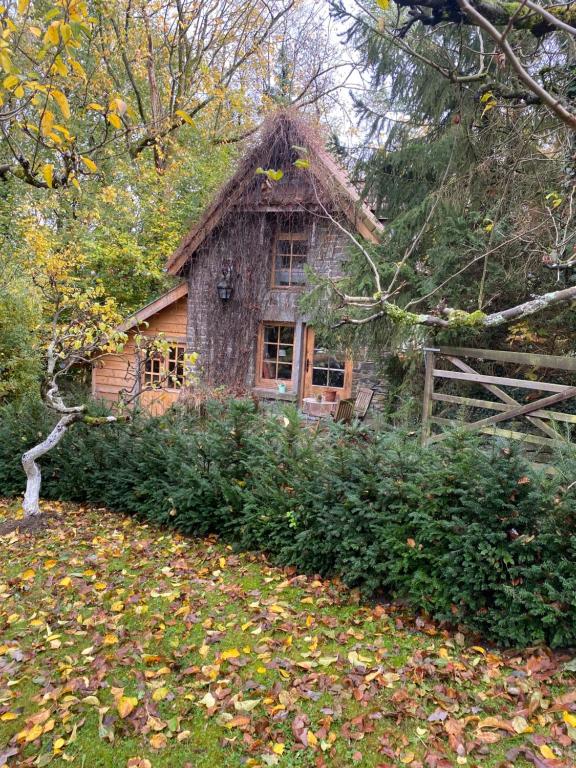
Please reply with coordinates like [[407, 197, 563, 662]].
[[92, 297, 188, 411]]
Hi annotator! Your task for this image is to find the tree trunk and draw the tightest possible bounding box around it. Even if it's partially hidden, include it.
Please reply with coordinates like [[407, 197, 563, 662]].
[[21, 413, 79, 517]]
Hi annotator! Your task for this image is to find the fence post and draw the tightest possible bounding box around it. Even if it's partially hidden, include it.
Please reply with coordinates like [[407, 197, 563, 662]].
[[421, 348, 437, 445]]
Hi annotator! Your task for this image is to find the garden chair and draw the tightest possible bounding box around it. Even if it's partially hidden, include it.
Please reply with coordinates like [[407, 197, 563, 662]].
[[353, 387, 374, 420], [333, 399, 354, 424]]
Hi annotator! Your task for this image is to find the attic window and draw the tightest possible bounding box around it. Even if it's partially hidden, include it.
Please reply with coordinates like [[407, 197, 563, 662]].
[[272, 219, 308, 288]]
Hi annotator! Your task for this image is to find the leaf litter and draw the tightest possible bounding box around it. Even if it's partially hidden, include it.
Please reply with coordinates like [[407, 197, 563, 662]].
[[1, 500, 575, 768]]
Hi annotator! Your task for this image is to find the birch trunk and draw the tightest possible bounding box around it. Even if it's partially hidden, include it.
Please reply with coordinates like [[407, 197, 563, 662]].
[[21, 412, 79, 517]]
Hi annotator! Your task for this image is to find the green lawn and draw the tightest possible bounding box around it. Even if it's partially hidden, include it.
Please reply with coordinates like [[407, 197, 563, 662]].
[[1, 500, 575, 768]]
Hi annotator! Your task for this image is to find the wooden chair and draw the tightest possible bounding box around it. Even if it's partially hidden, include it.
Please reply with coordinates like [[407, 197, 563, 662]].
[[333, 399, 354, 424], [353, 387, 374, 420]]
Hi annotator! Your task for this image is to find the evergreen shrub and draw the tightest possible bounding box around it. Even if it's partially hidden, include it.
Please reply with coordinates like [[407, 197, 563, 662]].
[[1, 396, 576, 647]]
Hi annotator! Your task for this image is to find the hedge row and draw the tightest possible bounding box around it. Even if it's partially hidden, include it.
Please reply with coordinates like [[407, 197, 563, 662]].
[[1, 397, 576, 647]]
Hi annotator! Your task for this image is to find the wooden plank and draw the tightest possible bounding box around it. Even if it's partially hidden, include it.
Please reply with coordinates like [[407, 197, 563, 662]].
[[444, 356, 561, 440], [438, 346, 576, 372], [445, 387, 576, 437], [432, 393, 576, 424], [421, 349, 435, 444], [429, 418, 560, 448], [479, 426, 560, 448], [433, 369, 573, 393]]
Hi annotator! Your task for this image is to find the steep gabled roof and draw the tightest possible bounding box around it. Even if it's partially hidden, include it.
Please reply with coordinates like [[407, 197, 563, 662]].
[[166, 110, 383, 275], [119, 281, 188, 332]]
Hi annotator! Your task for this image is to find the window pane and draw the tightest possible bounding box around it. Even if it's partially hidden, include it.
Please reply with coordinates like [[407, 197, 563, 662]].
[[277, 238, 292, 254], [312, 368, 328, 387], [291, 240, 308, 255], [291, 256, 306, 285], [313, 348, 329, 368], [279, 326, 294, 343], [264, 325, 278, 343], [262, 360, 276, 379], [277, 364, 292, 380], [328, 369, 345, 388]]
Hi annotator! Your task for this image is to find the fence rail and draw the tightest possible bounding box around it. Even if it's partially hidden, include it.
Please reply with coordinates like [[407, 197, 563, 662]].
[[421, 347, 576, 455]]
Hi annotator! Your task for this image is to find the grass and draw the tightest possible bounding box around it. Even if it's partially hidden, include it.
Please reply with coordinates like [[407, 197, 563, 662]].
[[1, 499, 575, 768]]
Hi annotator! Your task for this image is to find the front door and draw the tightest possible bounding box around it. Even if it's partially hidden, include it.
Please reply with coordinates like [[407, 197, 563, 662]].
[[302, 328, 352, 401]]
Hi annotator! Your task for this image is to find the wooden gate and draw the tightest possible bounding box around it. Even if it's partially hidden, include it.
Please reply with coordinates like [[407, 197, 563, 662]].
[[422, 347, 576, 455]]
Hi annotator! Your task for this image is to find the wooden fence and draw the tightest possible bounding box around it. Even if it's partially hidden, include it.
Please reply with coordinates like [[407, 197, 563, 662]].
[[422, 347, 576, 456]]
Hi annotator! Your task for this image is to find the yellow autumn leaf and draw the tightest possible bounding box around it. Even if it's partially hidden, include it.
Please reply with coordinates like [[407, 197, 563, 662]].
[[81, 156, 97, 173], [51, 89, 70, 120], [150, 733, 167, 749], [307, 730, 318, 747], [401, 752, 415, 764], [18, 0, 30, 13], [87, 102, 104, 111], [377, 0, 390, 7], [563, 710, 576, 728], [20, 568, 35, 581], [221, 648, 240, 660], [44, 21, 60, 46], [539, 744, 555, 759], [53, 737, 66, 751], [272, 742, 285, 755], [107, 112, 122, 129], [0, 712, 18, 721], [42, 164, 54, 188], [152, 687, 169, 702], [175, 109, 195, 125], [103, 634, 118, 645], [3, 74, 19, 90], [25, 723, 43, 742], [51, 55, 67, 77], [70, 59, 87, 81], [117, 696, 138, 718], [44, 559, 57, 569]]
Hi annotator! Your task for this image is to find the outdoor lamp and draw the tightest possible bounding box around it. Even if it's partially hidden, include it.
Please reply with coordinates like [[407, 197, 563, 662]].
[[217, 265, 234, 301]]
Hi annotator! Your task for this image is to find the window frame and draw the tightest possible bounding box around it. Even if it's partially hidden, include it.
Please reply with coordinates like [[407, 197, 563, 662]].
[[256, 322, 296, 389], [142, 342, 187, 391], [271, 229, 309, 290]]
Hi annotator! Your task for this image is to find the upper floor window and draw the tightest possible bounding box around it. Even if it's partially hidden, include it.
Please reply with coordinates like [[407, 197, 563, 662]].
[[272, 221, 308, 288]]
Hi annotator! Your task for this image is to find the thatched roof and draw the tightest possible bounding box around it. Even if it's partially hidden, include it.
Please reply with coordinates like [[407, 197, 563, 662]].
[[166, 110, 384, 275]]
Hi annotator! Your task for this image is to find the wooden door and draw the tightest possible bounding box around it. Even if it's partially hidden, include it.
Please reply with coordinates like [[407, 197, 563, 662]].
[[302, 327, 352, 401]]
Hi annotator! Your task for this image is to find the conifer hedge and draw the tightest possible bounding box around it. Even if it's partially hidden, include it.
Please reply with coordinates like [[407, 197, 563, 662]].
[[1, 397, 576, 648]]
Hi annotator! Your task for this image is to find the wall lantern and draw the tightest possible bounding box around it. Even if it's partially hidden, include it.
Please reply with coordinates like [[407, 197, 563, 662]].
[[216, 265, 234, 302]]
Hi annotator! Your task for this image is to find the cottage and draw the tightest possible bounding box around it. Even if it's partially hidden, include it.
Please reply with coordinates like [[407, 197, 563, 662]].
[[92, 111, 385, 415]]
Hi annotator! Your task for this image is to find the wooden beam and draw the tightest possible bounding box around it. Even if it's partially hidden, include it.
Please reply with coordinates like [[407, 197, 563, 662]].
[[429, 418, 559, 448], [433, 369, 573, 393], [438, 346, 576, 372], [443, 387, 576, 436], [432, 392, 576, 424], [421, 349, 435, 445]]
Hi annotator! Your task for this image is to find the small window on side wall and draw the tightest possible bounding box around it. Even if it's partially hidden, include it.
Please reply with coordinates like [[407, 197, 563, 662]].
[[273, 218, 308, 288], [143, 344, 186, 389]]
